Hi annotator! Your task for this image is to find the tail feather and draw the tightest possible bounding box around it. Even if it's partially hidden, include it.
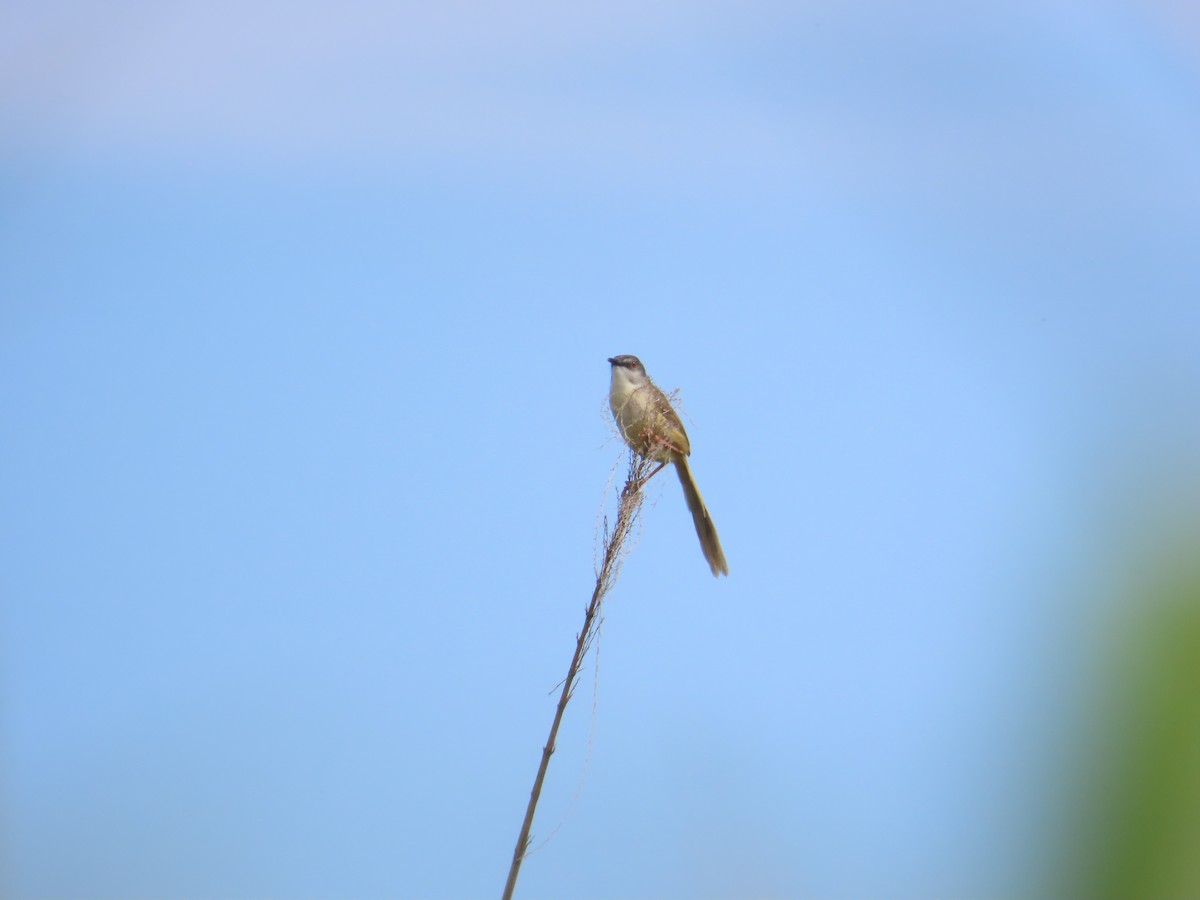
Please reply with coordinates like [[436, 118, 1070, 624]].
[[673, 456, 728, 577]]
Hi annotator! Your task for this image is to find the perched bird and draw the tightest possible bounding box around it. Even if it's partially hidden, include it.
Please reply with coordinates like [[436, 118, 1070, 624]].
[[607, 355, 728, 577]]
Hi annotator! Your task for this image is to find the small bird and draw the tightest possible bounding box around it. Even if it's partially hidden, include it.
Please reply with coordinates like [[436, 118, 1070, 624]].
[[607, 355, 728, 577]]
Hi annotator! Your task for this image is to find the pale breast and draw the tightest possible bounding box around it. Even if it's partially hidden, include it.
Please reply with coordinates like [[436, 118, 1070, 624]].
[[610, 373, 689, 461]]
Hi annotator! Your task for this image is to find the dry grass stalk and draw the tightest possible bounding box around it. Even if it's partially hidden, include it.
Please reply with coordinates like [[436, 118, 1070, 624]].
[[500, 450, 658, 900]]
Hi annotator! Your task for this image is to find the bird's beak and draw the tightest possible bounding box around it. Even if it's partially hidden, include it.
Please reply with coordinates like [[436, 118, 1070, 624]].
[[607, 357, 617, 365]]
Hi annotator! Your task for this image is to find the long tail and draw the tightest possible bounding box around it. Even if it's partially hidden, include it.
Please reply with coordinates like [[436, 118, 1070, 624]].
[[673, 455, 728, 577]]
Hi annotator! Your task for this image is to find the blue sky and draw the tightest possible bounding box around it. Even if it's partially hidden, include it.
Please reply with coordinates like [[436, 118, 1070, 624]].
[[3, 2, 1199, 898]]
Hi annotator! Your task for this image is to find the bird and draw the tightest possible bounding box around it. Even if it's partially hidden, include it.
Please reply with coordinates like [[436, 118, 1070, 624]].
[[607, 355, 728, 577]]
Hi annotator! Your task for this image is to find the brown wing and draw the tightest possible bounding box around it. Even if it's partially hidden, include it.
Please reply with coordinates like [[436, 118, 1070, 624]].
[[643, 381, 691, 457]]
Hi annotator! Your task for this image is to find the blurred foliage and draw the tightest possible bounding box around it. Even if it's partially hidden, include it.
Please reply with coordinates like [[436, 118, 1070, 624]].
[[1061, 548, 1200, 900]]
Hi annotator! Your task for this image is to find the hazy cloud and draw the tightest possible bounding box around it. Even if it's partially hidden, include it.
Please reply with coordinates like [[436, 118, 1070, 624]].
[[1, 0, 1198, 205]]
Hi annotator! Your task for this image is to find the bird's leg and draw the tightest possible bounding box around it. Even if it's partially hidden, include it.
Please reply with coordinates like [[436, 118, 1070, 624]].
[[636, 459, 669, 488]]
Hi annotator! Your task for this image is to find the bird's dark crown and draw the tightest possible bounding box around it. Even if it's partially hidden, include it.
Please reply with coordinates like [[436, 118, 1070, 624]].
[[607, 354, 644, 372]]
